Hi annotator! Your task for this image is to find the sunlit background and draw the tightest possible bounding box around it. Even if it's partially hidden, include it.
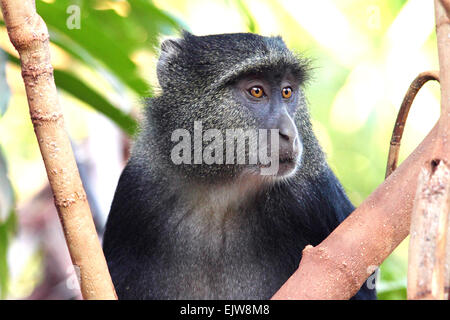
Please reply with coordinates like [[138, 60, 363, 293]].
[[0, 0, 441, 299]]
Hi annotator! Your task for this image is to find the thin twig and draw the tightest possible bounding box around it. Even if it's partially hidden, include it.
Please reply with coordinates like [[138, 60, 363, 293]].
[[385, 71, 439, 179]]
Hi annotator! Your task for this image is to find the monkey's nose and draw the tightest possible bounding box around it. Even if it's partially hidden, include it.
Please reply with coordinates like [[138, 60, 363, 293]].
[[279, 129, 292, 142], [278, 114, 296, 143]]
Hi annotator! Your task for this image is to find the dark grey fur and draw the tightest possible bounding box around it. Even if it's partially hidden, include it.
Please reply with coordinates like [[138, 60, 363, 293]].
[[103, 32, 376, 300]]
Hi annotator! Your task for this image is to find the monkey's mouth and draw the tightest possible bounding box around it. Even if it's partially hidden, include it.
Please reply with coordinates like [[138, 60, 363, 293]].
[[257, 153, 298, 167], [279, 156, 295, 164], [278, 155, 298, 171], [258, 156, 295, 168], [254, 152, 299, 178]]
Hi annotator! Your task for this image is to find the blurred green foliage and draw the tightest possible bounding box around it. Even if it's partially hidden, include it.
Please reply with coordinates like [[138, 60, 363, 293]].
[[0, 145, 16, 299], [3, 0, 185, 135]]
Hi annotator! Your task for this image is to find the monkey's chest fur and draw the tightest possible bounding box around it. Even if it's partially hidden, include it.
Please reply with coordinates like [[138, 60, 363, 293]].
[[103, 163, 345, 300], [146, 184, 305, 299]]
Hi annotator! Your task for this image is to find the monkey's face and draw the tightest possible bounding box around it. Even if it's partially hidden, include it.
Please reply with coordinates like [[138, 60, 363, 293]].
[[151, 32, 317, 184], [153, 72, 304, 182], [230, 71, 303, 179]]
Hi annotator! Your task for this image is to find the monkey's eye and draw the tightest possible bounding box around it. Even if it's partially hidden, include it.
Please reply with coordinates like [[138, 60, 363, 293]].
[[249, 86, 264, 98], [282, 87, 292, 99]]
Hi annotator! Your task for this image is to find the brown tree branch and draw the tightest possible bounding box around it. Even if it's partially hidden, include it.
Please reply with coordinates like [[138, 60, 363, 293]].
[[272, 123, 439, 299], [408, 0, 450, 300], [0, 0, 116, 299], [385, 71, 439, 179], [435, 0, 450, 158], [407, 160, 450, 299], [407, 0, 450, 301]]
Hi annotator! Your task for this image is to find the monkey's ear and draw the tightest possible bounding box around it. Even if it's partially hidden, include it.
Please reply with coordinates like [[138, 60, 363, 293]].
[[157, 37, 185, 88], [160, 38, 183, 55], [159, 37, 185, 63]]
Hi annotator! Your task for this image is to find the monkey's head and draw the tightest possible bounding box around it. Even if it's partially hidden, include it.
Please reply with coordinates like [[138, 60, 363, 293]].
[[145, 32, 324, 185]]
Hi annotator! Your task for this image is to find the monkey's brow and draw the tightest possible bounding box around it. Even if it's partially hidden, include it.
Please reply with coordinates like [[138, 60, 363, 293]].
[[232, 69, 302, 85]]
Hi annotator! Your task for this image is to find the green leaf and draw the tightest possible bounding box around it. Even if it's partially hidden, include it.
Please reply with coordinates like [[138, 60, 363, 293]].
[[128, 0, 186, 42], [0, 211, 16, 300], [378, 254, 407, 299], [5, 52, 137, 136], [0, 49, 11, 117], [0, 145, 17, 299], [36, 0, 150, 95], [233, 0, 258, 33], [0, 144, 14, 224], [53, 69, 138, 136]]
